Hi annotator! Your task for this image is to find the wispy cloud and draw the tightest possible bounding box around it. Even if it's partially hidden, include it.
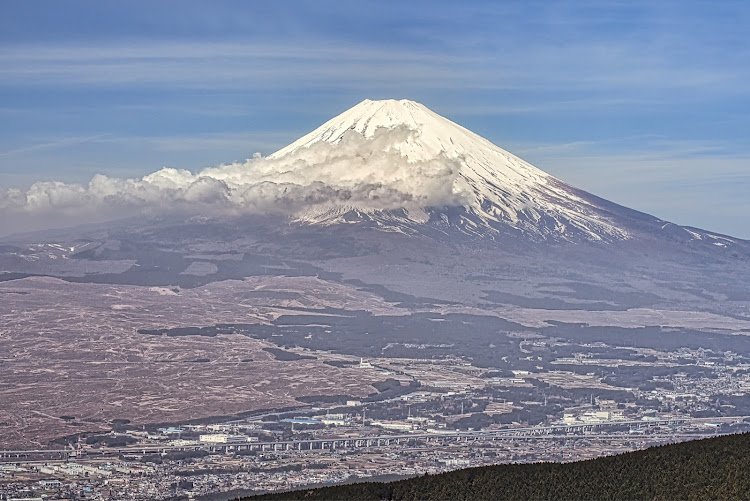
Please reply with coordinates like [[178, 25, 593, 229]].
[[515, 137, 750, 237], [0, 42, 463, 89], [1, 39, 746, 97], [0, 135, 112, 157]]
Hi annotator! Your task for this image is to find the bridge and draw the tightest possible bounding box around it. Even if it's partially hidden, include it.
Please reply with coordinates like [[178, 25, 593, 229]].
[[0, 418, 689, 463]]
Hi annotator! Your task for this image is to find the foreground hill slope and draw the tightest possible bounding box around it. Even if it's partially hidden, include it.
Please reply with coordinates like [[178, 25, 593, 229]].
[[249, 433, 750, 500]]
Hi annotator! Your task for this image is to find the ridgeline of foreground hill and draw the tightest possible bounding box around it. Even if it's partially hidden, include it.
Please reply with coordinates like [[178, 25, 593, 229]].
[[247, 433, 750, 500]]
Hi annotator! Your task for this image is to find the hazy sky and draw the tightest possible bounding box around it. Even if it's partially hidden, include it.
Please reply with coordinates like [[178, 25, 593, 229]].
[[1, 0, 749, 238]]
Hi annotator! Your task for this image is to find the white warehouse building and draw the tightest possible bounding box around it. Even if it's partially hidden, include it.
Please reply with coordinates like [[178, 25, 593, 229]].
[[199, 434, 256, 444]]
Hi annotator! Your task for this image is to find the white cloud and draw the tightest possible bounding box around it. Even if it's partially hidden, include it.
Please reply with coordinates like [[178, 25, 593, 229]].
[[0, 126, 469, 236]]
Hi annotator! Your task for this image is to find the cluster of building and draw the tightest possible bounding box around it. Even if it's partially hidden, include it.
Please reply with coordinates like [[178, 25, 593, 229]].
[[5, 345, 750, 499]]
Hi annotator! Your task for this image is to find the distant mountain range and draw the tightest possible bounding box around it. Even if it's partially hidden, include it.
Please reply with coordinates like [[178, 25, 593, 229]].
[[247, 432, 750, 500]]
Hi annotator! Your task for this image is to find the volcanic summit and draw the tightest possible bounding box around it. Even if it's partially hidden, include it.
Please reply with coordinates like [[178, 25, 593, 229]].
[[265, 99, 740, 249]]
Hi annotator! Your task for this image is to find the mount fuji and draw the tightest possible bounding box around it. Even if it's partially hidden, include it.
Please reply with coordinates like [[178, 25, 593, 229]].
[[264, 99, 743, 251]]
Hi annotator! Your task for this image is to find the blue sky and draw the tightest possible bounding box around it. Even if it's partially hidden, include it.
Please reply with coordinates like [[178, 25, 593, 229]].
[[1, 0, 749, 237]]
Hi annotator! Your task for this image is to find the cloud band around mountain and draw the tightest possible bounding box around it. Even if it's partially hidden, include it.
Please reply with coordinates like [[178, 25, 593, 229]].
[[0, 126, 471, 236]]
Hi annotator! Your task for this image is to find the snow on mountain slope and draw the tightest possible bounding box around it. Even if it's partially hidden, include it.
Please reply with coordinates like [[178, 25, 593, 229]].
[[270, 99, 630, 242]]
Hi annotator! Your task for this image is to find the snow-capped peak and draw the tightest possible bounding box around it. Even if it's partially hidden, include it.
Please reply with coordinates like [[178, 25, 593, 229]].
[[273, 99, 534, 169], [271, 99, 628, 242]]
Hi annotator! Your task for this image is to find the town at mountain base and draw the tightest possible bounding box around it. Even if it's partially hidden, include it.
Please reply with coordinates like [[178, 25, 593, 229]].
[[247, 432, 750, 500]]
